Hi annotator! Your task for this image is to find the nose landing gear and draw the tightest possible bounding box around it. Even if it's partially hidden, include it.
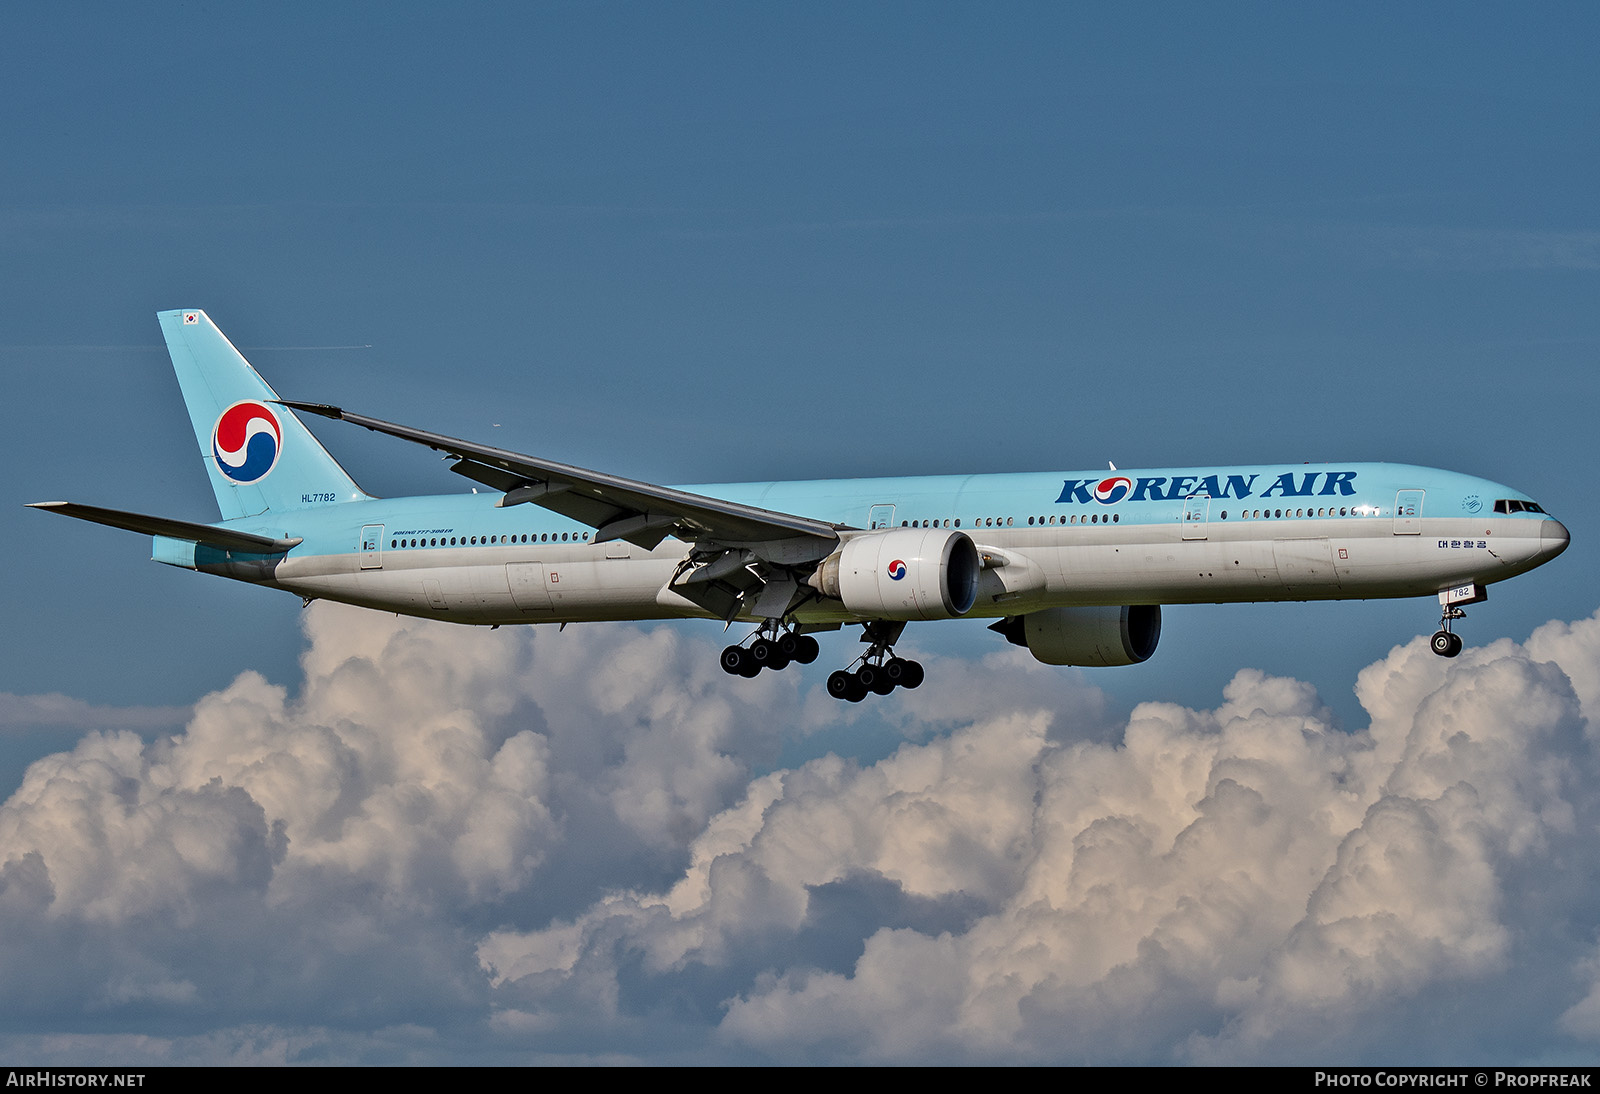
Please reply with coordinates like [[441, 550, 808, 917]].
[[1430, 583, 1487, 658], [1431, 606, 1465, 658]]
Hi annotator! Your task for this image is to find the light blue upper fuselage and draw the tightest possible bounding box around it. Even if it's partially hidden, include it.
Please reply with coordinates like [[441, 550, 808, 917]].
[[202, 461, 1546, 558]]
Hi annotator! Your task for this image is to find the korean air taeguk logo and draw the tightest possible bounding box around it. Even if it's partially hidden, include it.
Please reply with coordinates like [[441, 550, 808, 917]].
[[1093, 476, 1133, 504], [887, 559, 907, 580], [212, 400, 283, 484]]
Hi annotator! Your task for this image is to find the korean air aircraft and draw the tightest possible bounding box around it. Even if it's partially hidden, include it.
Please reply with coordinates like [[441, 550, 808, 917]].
[[30, 310, 1571, 702]]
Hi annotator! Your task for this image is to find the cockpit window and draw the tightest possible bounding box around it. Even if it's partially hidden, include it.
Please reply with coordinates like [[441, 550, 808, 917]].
[[1494, 499, 1546, 515]]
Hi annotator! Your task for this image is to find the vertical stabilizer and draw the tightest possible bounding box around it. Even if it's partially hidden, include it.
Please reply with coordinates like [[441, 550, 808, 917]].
[[158, 309, 369, 519]]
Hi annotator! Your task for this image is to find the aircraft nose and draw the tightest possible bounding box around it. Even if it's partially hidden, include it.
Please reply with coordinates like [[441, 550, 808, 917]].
[[1540, 519, 1571, 559]]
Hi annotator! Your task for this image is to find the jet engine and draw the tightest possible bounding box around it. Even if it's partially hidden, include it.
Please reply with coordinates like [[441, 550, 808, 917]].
[[990, 605, 1162, 666], [809, 528, 981, 620]]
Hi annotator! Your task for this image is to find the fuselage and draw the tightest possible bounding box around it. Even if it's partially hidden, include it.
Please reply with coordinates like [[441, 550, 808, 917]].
[[158, 461, 1569, 626]]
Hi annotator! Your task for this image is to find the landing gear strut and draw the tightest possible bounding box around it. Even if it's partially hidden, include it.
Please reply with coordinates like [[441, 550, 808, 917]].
[[721, 620, 926, 700], [1430, 606, 1465, 658], [825, 621, 925, 703], [719, 619, 821, 678]]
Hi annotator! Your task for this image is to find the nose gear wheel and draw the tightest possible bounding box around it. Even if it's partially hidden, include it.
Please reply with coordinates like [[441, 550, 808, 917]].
[[1431, 605, 1466, 658]]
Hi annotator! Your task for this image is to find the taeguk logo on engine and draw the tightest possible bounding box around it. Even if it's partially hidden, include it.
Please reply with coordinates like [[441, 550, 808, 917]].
[[212, 400, 283, 484], [1093, 476, 1133, 504], [887, 559, 907, 580]]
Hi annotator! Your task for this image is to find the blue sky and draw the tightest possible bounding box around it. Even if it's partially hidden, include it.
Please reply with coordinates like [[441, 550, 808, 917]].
[[2, 2, 1598, 1064]]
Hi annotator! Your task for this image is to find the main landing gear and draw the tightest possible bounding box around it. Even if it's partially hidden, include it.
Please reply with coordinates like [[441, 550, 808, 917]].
[[824, 621, 925, 703], [1431, 605, 1466, 659], [719, 620, 821, 678], [719, 619, 925, 701]]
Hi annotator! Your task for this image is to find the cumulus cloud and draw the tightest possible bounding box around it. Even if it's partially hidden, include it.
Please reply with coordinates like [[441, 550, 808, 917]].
[[0, 604, 792, 1045], [483, 616, 1600, 1063], [3, 603, 1600, 1062]]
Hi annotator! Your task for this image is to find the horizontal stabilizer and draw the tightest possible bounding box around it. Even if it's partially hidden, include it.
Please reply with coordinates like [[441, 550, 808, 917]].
[[26, 502, 301, 554]]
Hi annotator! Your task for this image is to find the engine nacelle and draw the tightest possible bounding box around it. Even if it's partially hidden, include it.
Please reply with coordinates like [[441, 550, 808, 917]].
[[809, 528, 982, 620], [990, 605, 1162, 667]]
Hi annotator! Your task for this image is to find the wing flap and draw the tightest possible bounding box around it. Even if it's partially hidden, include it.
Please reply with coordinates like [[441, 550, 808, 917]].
[[448, 460, 527, 493]]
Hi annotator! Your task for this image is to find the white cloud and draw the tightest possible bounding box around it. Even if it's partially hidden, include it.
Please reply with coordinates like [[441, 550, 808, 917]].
[[486, 614, 1600, 1063], [2, 603, 1599, 1062], [0, 604, 793, 1044]]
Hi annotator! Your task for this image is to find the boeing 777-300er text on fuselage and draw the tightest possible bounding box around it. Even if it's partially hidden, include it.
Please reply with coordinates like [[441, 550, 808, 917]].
[[29, 311, 1571, 701]]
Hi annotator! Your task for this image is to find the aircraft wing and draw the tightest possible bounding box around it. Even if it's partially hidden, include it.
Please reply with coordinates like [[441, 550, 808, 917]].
[[27, 501, 302, 553], [278, 402, 842, 553]]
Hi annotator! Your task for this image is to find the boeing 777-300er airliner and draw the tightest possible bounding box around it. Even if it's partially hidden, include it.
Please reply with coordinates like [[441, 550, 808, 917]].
[[29, 310, 1571, 702]]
